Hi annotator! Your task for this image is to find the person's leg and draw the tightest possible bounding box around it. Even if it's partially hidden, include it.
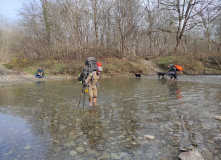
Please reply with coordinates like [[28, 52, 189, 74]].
[[37, 72, 42, 76], [88, 88, 93, 106], [93, 89, 98, 105], [94, 98, 97, 105], [89, 98, 93, 106], [174, 75, 178, 81], [168, 74, 173, 81], [173, 74, 177, 81]]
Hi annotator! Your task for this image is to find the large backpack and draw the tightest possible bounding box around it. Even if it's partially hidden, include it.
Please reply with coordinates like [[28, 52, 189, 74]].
[[175, 65, 183, 71], [78, 57, 97, 82], [85, 57, 97, 72]]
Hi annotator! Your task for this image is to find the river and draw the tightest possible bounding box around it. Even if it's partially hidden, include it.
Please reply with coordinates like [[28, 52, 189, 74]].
[[0, 75, 221, 160]]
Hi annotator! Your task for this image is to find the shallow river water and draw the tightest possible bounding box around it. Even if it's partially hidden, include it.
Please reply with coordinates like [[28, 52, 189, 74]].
[[0, 75, 221, 160]]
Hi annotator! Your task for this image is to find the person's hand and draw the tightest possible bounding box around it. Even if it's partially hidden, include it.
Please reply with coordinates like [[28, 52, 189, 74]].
[[83, 82, 87, 87]]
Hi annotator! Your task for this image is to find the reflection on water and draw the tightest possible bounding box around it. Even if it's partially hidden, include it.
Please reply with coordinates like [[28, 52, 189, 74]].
[[167, 82, 183, 99], [0, 76, 221, 160]]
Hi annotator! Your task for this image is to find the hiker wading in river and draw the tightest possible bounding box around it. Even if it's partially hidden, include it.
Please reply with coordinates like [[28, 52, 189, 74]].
[[84, 66, 102, 106]]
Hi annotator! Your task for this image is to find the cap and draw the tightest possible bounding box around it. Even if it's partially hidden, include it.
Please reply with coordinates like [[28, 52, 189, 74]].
[[97, 66, 103, 72], [97, 62, 102, 67]]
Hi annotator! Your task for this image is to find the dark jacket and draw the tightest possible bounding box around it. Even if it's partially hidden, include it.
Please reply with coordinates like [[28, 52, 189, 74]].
[[167, 66, 176, 73], [167, 66, 177, 78], [37, 69, 44, 74]]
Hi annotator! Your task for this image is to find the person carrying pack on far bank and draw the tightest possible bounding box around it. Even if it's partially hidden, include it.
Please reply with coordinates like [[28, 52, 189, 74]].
[[78, 57, 102, 107]]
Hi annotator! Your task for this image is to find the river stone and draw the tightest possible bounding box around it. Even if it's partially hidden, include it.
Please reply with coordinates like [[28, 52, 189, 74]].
[[101, 134, 109, 139], [132, 141, 137, 145], [53, 140, 60, 143], [166, 127, 174, 132], [134, 139, 144, 145], [99, 154, 111, 159], [54, 147, 62, 154], [64, 141, 75, 147], [219, 103, 221, 106], [145, 151, 153, 159], [111, 153, 121, 159], [59, 125, 66, 130], [24, 146, 31, 150], [179, 150, 204, 160], [119, 152, 128, 157], [67, 135, 78, 141], [78, 131, 84, 135], [133, 150, 143, 155], [207, 140, 214, 144], [144, 135, 155, 140], [137, 137, 143, 140], [117, 135, 125, 139], [3, 151, 13, 156], [202, 149, 213, 160], [215, 116, 221, 121], [109, 131, 116, 135], [76, 147, 85, 153], [214, 156, 220, 160], [70, 150, 77, 156], [69, 131, 75, 135], [173, 121, 181, 126], [83, 142, 87, 145]]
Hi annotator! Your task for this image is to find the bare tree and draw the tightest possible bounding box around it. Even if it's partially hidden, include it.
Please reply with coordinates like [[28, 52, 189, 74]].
[[1, 0, 221, 62], [197, 0, 220, 52], [113, 0, 142, 56], [158, 0, 214, 52]]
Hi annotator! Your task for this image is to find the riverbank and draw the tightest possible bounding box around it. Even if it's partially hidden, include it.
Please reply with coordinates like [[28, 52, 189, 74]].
[[152, 53, 221, 75], [0, 63, 73, 86], [5, 54, 221, 77], [4, 57, 164, 77], [1, 57, 164, 86], [1, 54, 220, 86]]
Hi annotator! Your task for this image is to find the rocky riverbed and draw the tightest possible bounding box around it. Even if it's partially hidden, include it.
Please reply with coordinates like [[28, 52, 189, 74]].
[[1, 64, 221, 160]]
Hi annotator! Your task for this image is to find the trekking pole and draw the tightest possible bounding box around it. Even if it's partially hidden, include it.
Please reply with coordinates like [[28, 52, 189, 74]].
[[78, 85, 84, 108], [83, 87, 86, 108]]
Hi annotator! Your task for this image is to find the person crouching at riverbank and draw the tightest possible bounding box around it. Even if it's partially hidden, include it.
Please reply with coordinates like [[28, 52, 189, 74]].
[[36, 67, 44, 78]]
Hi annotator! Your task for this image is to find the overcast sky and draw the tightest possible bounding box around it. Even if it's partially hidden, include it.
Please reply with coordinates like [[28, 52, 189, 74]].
[[0, 0, 26, 21]]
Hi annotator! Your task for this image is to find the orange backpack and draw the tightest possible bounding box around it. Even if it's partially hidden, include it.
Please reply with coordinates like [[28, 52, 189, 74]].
[[175, 65, 183, 71]]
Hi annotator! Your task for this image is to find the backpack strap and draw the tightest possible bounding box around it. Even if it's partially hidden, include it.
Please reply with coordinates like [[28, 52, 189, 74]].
[[91, 71, 95, 87], [91, 71, 101, 88]]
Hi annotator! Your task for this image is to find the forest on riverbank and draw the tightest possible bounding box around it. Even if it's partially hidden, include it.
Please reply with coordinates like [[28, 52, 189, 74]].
[[0, 0, 221, 75]]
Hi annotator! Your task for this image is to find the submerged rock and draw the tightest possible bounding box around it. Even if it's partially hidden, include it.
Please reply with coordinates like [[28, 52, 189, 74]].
[[64, 141, 75, 147], [54, 147, 62, 154], [76, 147, 85, 153], [59, 125, 66, 130], [111, 153, 121, 159], [202, 149, 214, 160], [70, 150, 77, 156], [144, 135, 155, 140], [24, 146, 31, 150], [179, 150, 204, 160], [99, 154, 111, 159], [215, 116, 221, 121], [3, 151, 13, 156]]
